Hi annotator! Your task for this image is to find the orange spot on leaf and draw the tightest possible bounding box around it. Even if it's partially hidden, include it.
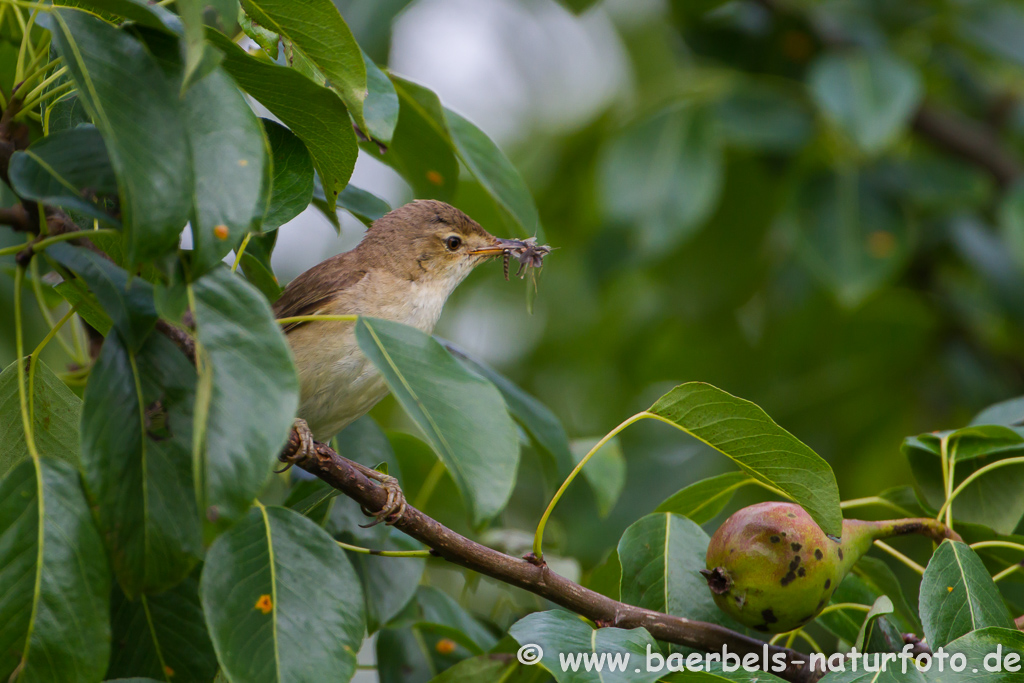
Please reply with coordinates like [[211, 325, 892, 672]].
[[435, 638, 457, 655], [255, 594, 273, 614], [214, 225, 229, 240], [426, 170, 444, 186], [947, 586, 954, 592], [238, 159, 249, 167], [164, 665, 175, 677]]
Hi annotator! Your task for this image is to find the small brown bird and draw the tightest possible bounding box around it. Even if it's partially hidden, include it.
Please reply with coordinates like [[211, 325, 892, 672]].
[[276, 199, 546, 521]]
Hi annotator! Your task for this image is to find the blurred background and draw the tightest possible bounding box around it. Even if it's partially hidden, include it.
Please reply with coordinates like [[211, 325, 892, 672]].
[[303, 0, 1024, 566], [5, 0, 1024, 657]]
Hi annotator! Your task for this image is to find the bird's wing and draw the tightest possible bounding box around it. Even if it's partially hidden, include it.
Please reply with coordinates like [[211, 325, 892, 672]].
[[272, 253, 368, 333]]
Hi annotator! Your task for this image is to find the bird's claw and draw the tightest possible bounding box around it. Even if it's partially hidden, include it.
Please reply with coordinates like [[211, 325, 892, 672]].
[[359, 473, 407, 527], [276, 418, 316, 473]]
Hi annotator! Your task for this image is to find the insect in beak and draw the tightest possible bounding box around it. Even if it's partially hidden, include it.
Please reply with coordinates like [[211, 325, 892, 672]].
[[471, 237, 552, 281], [468, 238, 523, 257]]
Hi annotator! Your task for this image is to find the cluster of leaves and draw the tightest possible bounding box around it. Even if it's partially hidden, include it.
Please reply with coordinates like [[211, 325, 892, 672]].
[[2, 2, 1024, 683]]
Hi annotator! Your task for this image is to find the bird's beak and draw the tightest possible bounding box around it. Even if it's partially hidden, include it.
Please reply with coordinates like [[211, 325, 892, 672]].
[[469, 238, 518, 257]]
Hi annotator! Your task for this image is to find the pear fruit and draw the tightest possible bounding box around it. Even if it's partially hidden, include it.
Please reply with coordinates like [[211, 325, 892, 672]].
[[701, 502, 958, 633]]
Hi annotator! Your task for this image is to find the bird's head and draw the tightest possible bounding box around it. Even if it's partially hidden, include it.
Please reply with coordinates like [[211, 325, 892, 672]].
[[358, 199, 518, 286]]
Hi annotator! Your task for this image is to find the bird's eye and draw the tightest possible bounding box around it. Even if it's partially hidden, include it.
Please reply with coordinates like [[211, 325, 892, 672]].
[[445, 235, 462, 251]]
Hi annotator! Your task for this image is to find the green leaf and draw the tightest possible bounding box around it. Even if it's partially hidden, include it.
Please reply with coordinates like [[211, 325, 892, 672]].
[[999, 184, 1024, 273], [54, 0, 183, 33], [107, 574, 219, 681], [81, 332, 201, 596], [572, 436, 625, 518], [200, 505, 365, 683], [920, 540, 1014, 648], [971, 394, 1024, 427], [937, 627, 1024, 682], [367, 77, 459, 200], [808, 49, 922, 154], [261, 120, 314, 232], [363, 51, 399, 145], [283, 477, 339, 525], [0, 458, 110, 682], [854, 595, 894, 652], [0, 358, 81, 478], [53, 277, 113, 335], [239, 0, 367, 132], [960, 3, 1024, 67], [347, 528, 426, 633], [714, 81, 813, 151], [647, 382, 842, 537], [661, 669, 787, 683], [8, 125, 119, 225], [240, 6, 279, 58], [176, 0, 224, 93], [210, 30, 357, 211], [338, 184, 392, 227], [444, 108, 542, 240], [790, 170, 911, 307], [617, 512, 743, 629], [355, 317, 519, 526], [508, 609, 661, 683], [817, 668, 924, 683], [412, 586, 497, 655], [51, 9, 191, 263], [599, 103, 723, 254], [445, 341, 574, 484], [192, 267, 299, 539], [426, 655, 538, 683], [851, 555, 921, 634], [49, 243, 157, 351], [903, 428, 1024, 534], [654, 472, 755, 524], [184, 67, 267, 276]]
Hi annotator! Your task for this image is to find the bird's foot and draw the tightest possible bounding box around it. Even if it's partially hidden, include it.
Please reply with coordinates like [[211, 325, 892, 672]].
[[351, 461, 406, 527], [276, 418, 316, 473]]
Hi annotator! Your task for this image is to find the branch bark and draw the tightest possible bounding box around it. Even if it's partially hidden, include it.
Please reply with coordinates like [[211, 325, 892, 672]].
[[280, 431, 824, 683]]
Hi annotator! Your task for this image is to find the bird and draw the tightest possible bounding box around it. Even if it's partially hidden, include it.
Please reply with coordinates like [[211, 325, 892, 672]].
[[274, 199, 543, 523]]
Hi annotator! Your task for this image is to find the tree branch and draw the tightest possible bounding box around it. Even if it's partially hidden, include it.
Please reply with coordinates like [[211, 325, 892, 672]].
[[279, 431, 824, 683]]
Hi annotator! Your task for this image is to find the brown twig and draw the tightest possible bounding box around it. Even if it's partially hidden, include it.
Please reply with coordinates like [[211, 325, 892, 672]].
[[280, 430, 824, 683]]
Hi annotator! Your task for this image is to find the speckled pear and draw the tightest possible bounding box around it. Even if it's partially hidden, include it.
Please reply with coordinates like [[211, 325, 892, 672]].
[[701, 502, 958, 633]]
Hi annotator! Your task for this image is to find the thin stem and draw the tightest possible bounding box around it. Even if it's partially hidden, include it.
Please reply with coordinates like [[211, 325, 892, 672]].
[[873, 540, 925, 575], [794, 630, 822, 653], [13, 266, 40, 459], [0, 228, 118, 257], [336, 540, 431, 558], [18, 65, 67, 107], [946, 440, 957, 529], [0, 239, 32, 258], [970, 541, 1024, 553], [785, 630, 798, 649], [839, 496, 913, 516], [231, 232, 252, 272], [19, 80, 74, 116], [815, 602, 872, 618], [275, 314, 358, 325], [938, 435, 950, 525], [992, 564, 1021, 583], [935, 456, 1024, 522], [29, 256, 79, 361], [533, 411, 649, 560], [29, 306, 76, 426], [413, 460, 446, 511]]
